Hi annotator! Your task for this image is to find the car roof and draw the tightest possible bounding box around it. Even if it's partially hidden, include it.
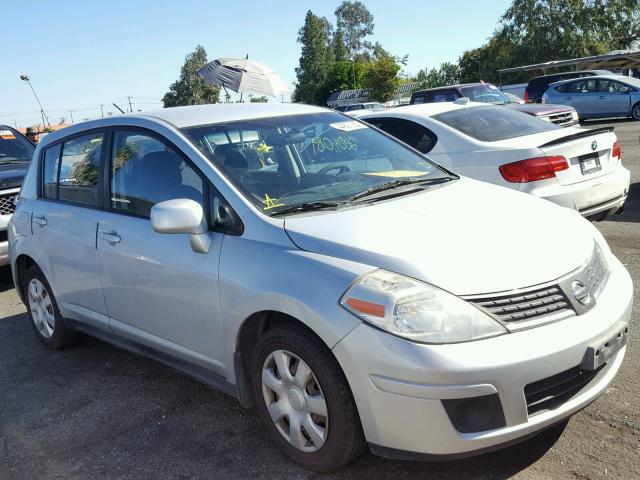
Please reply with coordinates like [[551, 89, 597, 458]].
[[549, 74, 631, 86], [531, 70, 610, 80], [137, 103, 328, 128], [412, 83, 491, 94], [357, 101, 487, 118]]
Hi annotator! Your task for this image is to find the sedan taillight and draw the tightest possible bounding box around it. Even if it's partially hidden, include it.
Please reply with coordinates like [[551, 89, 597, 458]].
[[499, 156, 569, 183], [612, 140, 621, 160]]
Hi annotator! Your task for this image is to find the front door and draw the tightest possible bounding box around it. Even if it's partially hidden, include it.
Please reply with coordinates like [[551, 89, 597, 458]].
[[597, 80, 632, 117], [96, 129, 225, 372]]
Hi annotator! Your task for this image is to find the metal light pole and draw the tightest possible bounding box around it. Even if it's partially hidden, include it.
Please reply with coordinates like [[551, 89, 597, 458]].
[[99, 104, 105, 118], [20, 74, 51, 129], [350, 57, 357, 90]]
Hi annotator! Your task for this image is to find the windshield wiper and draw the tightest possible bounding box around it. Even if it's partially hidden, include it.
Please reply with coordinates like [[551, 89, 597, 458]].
[[349, 177, 452, 202], [269, 200, 344, 217]]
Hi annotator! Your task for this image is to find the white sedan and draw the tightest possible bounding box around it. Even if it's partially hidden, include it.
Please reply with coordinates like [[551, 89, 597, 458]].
[[357, 101, 630, 220]]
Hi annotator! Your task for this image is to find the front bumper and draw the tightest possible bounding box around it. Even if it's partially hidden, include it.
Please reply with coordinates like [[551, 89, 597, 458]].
[[0, 213, 10, 267], [333, 253, 632, 458], [525, 166, 630, 217]]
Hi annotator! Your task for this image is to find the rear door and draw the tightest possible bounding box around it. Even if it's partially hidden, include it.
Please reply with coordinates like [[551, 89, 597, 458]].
[[597, 80, 632, 117], [31, 131, 109, 330], [561, 79, 599, 118]]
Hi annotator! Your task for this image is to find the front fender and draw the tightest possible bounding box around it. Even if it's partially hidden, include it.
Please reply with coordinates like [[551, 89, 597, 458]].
[[219, 237, 371, 382]]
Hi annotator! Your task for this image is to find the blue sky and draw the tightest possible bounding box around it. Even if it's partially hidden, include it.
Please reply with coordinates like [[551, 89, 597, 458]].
[[1, 0, 510, 128]]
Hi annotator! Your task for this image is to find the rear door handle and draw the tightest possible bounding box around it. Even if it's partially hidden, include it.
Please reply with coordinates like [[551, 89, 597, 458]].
[[598, 96, 605, 99], [98, 229, 121, 244], [33, 215, 47, 226], [566, 96, 572, 100]]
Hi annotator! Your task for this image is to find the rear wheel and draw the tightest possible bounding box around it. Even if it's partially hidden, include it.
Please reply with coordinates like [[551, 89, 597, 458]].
[[632, 102, 640, 120], [23, 265, 78, 349], [251, 325, 365, 471]]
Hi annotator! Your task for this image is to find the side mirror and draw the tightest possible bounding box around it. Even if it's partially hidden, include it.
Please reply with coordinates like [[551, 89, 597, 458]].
[[150, 199, 212, 254]]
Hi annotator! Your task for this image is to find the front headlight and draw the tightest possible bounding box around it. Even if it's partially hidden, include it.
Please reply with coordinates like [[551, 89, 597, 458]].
[[571, 110, 579, 122], [340, 270, 507, 344]]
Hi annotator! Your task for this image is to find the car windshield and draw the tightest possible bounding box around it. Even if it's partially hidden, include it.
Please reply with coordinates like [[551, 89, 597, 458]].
[[433, 105, 559, 142], [182, 112, 452, 215], [459, 85, 511, 104], [0, 128, 35, 163]]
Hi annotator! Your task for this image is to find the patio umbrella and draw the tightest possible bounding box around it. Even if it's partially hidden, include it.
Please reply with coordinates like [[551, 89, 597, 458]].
[[198, 57, 288, 98]]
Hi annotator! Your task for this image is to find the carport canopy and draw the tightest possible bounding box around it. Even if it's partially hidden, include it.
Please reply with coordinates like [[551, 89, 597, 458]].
[[498, 50, 640, 78]]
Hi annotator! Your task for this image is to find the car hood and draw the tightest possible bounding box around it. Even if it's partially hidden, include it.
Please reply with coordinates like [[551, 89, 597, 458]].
[[506, 103, 574, 115], [284, 178, 595, 296], [0, 162, 29, 190]]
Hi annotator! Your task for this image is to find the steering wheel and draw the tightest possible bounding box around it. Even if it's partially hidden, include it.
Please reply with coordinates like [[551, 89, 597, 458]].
[[317, 164, 351, 176]]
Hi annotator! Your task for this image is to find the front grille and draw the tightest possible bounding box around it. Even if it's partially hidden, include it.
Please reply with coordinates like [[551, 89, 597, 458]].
[[468, 285, 572, 323], [546, 112, 576, 126], [524, 365, 602, 415], [0, 192, 17, 215], [584, 244, 607, 296]]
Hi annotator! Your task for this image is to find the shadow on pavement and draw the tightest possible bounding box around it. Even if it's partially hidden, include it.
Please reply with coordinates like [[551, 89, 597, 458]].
[[0, 265, 15, 293], [607, 181, 639, 223]]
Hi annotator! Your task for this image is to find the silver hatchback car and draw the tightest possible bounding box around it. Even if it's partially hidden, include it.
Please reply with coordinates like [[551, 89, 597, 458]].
[[9, 104, 632, 471]]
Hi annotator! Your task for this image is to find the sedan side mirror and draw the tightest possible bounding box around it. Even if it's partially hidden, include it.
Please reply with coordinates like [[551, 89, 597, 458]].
[[150, 199, 212, 254]]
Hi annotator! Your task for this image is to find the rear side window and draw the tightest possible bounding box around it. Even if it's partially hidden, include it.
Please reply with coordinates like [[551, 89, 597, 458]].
[[58, 133, 103, 205], [433, 106, 557, 142], [555, 83, 571, 93], [567, 79, 597, 94], [432, 90, 458, 102], [110, 131, 204, 217], [366, 117, 438, 154], [42, 144, 61, 199]]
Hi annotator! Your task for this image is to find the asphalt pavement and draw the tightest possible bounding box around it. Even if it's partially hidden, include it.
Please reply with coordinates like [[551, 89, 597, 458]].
[[1, 120, 638, 480]]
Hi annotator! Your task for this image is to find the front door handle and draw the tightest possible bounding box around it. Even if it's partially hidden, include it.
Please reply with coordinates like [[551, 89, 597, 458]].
[[598, 96, 605, 99], [566, 96, 572, 100], [33, 215, 47, 227], [98, 229, 121, 244]]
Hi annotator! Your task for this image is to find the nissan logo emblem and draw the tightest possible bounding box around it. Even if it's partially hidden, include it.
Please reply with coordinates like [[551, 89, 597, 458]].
[[591, 140, 598, 151], [571, 280, 591, 305]]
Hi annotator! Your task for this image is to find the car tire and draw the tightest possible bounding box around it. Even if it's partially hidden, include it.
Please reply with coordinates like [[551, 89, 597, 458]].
[[251, 324, 366, 471], [23, 264, 78, 350], [632, 102, 640, 121]]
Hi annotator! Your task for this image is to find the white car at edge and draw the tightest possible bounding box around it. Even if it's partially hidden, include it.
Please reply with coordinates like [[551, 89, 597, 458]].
[[357, 100, 630, 220]]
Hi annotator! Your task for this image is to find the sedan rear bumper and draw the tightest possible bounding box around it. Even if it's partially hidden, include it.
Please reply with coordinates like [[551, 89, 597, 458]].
[[526, 166, 630, 217]]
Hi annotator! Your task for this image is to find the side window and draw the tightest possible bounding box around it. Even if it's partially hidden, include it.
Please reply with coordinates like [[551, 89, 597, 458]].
[[555, 83, 570, 93], [59, 133, 104, 205], [367, 117, 438, 154], [110, 131, 204, 218], [569, 79, 597, 94], [42, 144, 61, 199], [433, 90, 458, 102]]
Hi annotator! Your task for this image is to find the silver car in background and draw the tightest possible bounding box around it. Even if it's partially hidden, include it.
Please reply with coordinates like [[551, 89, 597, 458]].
[[9, 104, 632, 471], [543, 74, 640, 120]]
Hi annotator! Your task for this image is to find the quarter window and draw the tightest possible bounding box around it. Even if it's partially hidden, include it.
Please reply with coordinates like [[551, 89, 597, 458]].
[[366, 117, 438, 154], [42, 144, 61, 199], [58, 133, 104, 206], [110, 131, 204, 218]]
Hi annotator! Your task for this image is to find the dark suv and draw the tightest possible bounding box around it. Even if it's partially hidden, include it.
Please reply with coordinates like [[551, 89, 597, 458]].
[[410, 83, 579, 127], [0, 125, 35, 267], [524, 70, 612, 103]]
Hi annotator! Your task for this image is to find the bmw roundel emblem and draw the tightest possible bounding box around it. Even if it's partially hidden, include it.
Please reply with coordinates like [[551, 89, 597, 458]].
[[571, 280, 591, 305], [591, 140, 597, 151]]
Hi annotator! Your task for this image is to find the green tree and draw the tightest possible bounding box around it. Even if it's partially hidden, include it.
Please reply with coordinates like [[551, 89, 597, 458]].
[[335, 1, 375, 57], [362, 49, 401, 102], [459, 0, 640, 84], [416, 62, 460, 89], [317, 60, 367, 103], [333, 29, 349, 62], [250, 95, 269, 103], [293, 10, 334, 105], [162, 45, 220, 107]]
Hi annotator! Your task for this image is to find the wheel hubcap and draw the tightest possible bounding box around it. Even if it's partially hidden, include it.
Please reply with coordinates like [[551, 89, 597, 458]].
[[635, 105, 640, 118], [262, 350, 328, 452], [27, 279, 55, 339]]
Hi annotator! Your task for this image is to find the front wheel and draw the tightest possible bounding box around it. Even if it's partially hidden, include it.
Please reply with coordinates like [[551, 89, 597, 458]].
[[632, 102, 640, 121], [251, 325, 365, 471]]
